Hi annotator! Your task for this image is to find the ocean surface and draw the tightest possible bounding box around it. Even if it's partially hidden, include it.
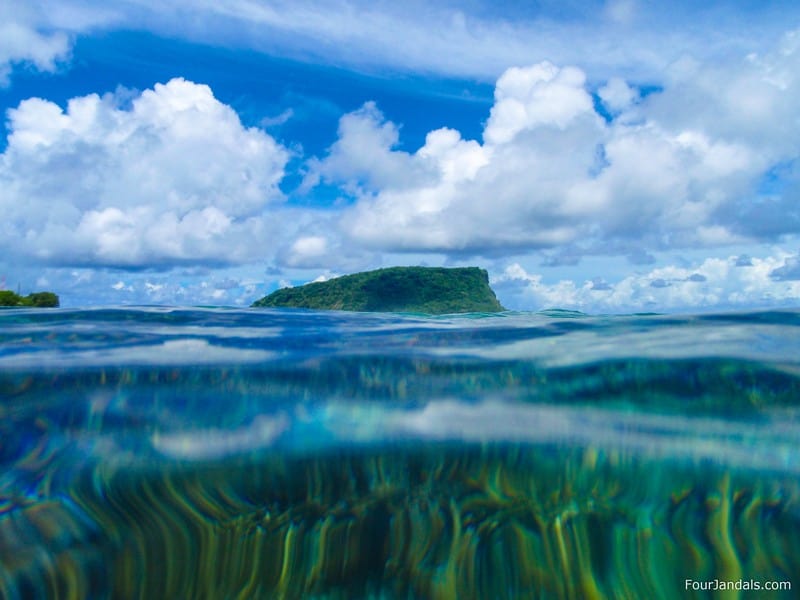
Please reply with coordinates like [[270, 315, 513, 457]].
[[0, 307, 798, 599]]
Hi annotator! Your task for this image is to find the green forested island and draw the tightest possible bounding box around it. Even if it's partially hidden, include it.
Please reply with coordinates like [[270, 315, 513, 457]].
[[0, 291, 60, 308], [252, 267, 505, 314]]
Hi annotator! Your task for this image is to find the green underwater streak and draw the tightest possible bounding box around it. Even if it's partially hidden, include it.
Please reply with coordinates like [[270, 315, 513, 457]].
[[3, 445, 798, 599]]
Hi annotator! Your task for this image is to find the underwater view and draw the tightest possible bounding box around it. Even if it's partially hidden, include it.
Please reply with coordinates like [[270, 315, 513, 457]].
[[0, 307, 798, 599]]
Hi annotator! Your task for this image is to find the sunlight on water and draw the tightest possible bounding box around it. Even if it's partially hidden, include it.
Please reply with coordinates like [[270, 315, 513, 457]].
[[1, 308, 798, 598]]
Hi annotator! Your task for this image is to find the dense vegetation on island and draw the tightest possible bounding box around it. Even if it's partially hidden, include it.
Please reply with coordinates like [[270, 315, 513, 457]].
[[252, 267, 505, 314], [0, 291, 60, 308]]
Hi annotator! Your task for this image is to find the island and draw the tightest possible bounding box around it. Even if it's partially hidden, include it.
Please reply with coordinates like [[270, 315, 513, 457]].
[[252, 266, 505, 314], [0, 291, 60, 308]]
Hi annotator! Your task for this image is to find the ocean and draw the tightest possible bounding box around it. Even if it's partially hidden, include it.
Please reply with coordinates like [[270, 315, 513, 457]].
[[0, 307, 798, 598]]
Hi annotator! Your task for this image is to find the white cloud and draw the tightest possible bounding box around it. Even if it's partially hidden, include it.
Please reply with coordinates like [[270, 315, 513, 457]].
[[39, 0, 800, 83], [0, 78, 290, 268], [279, 233, 374, 271], [485, 63, 596, 145], [0, 21, 70, 85], [0, 2, 119, 85], [305, 101, 433, 194], [311, 272, 339, 283], [493, 252, 800, 312], [4, 1, 800, 89], [283, 235, 328, 267], [4, 2, 800, 314], [598, 77, 638, 113], [309, 30, 800, 261], [260, 108, 294, 127], [645, 29, 800, 159]]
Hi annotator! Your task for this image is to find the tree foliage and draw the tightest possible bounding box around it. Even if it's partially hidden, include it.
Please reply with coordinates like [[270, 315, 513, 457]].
[[0, 290, 60, 308], [252, 267, 504, 314], [0, 291, 20, 306]]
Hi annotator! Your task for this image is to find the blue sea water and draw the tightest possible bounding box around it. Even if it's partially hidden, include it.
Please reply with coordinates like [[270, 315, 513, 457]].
[[0, 307, 798, 598]]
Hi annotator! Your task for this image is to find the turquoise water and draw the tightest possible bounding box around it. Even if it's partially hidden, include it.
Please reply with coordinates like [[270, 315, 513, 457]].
[[0, 307, 798, 598]]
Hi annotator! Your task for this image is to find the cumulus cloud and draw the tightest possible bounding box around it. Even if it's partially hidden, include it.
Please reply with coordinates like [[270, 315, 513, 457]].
[[484, 63, 596, 145], [313, 64, 603, 254], [307, 30, 800, 263], [5, 2, 800, 313], [0, 78, 290, 268], [304, 101, 434, 194], [493, 253, 800, 312]]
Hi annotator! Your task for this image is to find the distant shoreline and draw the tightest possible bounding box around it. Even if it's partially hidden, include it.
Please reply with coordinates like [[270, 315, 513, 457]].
[[0, 291, 60, 308]]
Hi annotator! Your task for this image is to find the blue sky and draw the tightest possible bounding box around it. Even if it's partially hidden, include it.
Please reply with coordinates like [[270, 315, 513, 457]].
[[2, 0, 800, 312]]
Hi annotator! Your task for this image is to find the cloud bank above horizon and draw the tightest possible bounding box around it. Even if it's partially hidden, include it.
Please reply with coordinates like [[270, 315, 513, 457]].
[[1, 1, 799, 312]]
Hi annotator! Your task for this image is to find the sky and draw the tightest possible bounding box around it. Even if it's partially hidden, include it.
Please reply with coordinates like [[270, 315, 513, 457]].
[[1, 0, 800, 312]]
